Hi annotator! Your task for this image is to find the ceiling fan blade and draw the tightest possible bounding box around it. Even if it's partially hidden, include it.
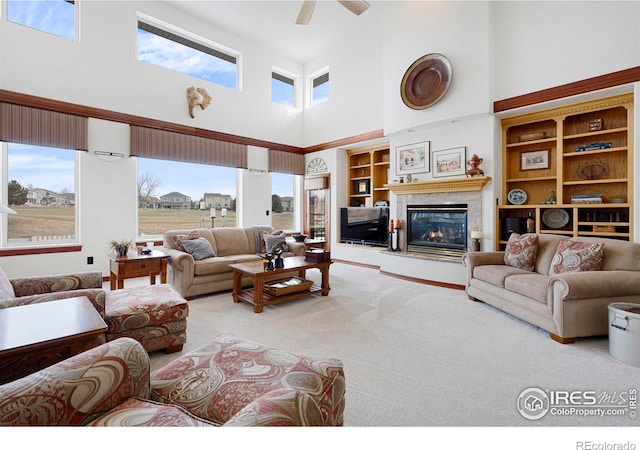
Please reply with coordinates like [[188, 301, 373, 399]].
[[296, 0, 316, 25], [338, 0, 370, 16]]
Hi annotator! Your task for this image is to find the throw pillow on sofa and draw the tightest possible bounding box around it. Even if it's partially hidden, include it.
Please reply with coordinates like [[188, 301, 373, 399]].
[[182, 237, 215, 260], [504, 233, 538, 272], [264, 234, 288, 253], [549, 238, 604, 274], [173, 230, 201, 252]]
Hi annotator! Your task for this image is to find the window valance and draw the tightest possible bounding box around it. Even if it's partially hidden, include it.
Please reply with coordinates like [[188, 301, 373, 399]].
[[268, 149, 304, 175], [0, 102, 88, 150], [130, 126, 248, 168]]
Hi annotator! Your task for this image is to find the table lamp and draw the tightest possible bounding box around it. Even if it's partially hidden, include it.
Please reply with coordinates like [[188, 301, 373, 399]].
[[471, 230, 484, 252]]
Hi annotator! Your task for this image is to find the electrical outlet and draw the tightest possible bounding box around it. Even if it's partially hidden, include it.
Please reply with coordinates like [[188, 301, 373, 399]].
[[266, 210, 270, 216], [87, 256, 93, 265]]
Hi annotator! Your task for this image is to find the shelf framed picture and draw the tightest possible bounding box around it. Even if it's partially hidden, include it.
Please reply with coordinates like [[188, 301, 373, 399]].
[[356, 179, 370, 194], [396, 141, 429, 175], [521, 149, 550, 171], [432, 146, 466, 178]]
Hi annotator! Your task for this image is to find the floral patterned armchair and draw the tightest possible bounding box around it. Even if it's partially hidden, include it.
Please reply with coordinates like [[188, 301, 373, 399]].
[[0, 269, 105, 315], [0, 336, 345, 426]]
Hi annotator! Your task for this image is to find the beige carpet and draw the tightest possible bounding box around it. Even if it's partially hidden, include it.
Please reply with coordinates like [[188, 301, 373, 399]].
[[146, 261, 640, 430]]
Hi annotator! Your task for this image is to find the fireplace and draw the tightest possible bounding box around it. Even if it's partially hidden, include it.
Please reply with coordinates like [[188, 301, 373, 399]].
[[406, 204, 468, 260]]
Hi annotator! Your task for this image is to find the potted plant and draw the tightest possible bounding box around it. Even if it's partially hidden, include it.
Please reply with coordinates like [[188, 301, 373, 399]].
[[110, 238, 134, 257]]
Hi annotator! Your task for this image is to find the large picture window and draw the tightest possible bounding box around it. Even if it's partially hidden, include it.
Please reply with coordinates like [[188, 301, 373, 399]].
[[137, 158, 237, 238], [7, 0, 75, 41], [271, 172, 297, 231], [4, 143, 77, 246]]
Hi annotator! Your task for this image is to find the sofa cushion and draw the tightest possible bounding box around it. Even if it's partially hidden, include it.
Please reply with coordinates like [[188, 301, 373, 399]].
[[193, 256, 237, 276], [211, 228, 252, 256], [533, 234, 566, 274], [504, 273, 549, 304], [87, 397, 216, 427], [0, 268, 15, 300], [549, 238, 604, 275], [182, 237, 215, 260], [473, 265, 535, 288], [172, 230, 201, 252], [504, 233, 538, 271], [150, 334, 345, 426]]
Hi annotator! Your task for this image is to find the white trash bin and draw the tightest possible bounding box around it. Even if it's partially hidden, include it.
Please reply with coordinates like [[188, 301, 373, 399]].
[[608, 303, 640, 367]]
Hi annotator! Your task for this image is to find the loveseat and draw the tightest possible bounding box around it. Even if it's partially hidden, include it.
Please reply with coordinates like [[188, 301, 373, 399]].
[[0, 335, 346, 426], [462, 233, 640, 343], [161, 226, 306, 298]]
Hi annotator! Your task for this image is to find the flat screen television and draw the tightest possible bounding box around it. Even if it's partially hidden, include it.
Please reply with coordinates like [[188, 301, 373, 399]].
[[340, 206, 389, 246]]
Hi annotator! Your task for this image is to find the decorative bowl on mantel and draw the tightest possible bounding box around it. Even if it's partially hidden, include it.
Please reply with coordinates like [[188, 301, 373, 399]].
[[293, 234, 308, 242]]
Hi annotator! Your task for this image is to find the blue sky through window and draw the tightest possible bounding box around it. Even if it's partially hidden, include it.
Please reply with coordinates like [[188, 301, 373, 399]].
[[313, 79, 329, 106], [7, 0, 74, 41], [8, 144, 75, 194], [137, 28, 237, 89], [272, 77, 295, 106]]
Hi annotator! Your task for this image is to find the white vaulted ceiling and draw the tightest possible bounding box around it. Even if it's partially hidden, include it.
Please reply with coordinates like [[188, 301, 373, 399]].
[[164, 0, 393, 64]]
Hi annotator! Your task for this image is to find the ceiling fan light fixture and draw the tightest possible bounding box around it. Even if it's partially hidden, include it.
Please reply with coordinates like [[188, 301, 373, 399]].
[[338, 0, 370, 16], [296, 0, 370, 25], [296, 0, 316, 25]]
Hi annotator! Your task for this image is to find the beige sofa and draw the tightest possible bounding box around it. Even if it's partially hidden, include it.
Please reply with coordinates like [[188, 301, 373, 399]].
[[462, 234, 640, 343], [161, 226, 305, 298]]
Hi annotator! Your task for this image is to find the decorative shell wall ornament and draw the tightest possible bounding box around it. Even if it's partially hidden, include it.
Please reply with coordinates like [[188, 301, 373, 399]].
[[187, 86, 212, 118]]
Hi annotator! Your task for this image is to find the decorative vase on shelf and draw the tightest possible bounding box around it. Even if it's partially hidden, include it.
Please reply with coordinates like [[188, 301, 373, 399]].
[[526, 211, 535, 233]]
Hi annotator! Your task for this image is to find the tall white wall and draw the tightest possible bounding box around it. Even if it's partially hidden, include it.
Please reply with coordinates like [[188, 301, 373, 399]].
[[492, 1, 640, 100]]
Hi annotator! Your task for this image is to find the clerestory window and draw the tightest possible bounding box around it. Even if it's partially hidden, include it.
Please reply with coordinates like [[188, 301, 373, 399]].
[[7, 0, 75, 41], [137, 16, 239, 90]]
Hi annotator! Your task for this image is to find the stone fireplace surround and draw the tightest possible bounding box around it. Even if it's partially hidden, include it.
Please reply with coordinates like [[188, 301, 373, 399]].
[[396, 191, 482, 258], [376, 177, 491, 287]]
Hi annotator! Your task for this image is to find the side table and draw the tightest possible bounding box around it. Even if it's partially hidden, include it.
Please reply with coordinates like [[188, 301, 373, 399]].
[[0, 296, 107, 384], [109, 249, 170, 290]]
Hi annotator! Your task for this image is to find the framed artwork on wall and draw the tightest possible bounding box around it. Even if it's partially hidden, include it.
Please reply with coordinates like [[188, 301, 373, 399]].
[[432, 146, 466, 178], [396, 141, 429, 175]]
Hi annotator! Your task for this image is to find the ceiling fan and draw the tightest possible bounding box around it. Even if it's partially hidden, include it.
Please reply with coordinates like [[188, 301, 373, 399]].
[[296, 1, 370, 25]]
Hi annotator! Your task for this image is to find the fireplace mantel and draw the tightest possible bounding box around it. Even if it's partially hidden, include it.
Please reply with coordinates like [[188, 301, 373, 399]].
[[384, 176, 491, 195]]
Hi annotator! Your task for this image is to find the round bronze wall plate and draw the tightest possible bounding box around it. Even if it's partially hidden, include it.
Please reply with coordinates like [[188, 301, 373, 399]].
[[401, 53, 453, 110]]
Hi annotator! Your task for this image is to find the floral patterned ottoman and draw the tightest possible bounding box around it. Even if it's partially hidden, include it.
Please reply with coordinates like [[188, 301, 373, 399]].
[[150, 334, 346, 426], [105, 284, 188, 354]]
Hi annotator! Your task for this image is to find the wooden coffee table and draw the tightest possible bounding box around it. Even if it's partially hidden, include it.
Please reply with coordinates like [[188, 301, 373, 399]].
[[0, 296, 108, 384], [109, 249, 170, 290], [230, 256, 332, 313]]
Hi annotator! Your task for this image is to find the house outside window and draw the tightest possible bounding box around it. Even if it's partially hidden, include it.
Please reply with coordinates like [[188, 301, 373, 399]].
[[137, 15, 239, 90], [271, 172, 296, 231], [137, 159, 237, 239], [7, 0, 76, 41], [3, 143, 78, 246]]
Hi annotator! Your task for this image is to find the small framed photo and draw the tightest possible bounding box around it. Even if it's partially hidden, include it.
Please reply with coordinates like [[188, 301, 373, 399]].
[[521, 149, 549, 171], [396, 141, 429, 175], [356, 179, 370, 194], [432, 147, 466, 178]]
